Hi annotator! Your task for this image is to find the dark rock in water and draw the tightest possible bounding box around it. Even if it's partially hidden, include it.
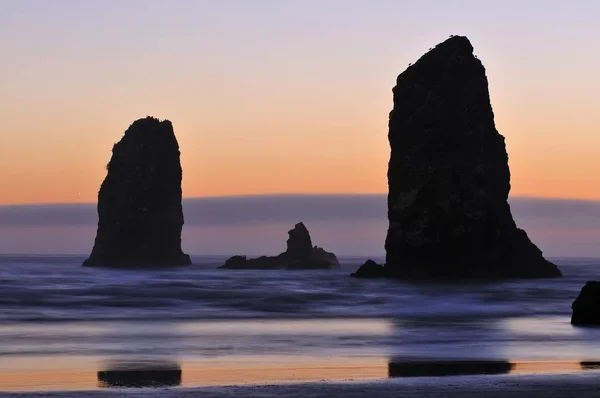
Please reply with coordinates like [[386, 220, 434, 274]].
[[219, 222, 339, 270], [83, 117, 191, 268], [222, 255, 248, 268], [571, 281, 600, 326], [351, 259, 386, 278], [381, 35, 561, 280]]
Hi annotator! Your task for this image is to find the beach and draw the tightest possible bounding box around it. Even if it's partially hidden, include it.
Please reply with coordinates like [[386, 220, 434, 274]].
[[1, 255, 599, 396], [3, 374, 600, 398]]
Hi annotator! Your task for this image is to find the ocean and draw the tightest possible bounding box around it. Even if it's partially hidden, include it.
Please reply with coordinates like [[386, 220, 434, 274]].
[[0, 255, 599, 392]]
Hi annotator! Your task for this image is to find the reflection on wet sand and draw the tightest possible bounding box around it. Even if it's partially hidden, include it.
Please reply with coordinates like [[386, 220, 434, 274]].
[[388, 360, 514, 378], [97, 360, 181, 388], [387, 359, 600, 378], [581, 361, 600, 370], [2, 356, 600, 392]]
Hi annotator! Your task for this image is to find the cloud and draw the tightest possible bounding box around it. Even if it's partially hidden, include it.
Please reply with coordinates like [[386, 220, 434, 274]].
[[1, 194, 600, 228], [0, 194, 386, 227], [1, 195, 600, 256]]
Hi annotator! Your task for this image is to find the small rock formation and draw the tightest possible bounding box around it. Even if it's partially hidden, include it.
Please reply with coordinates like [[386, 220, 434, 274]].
[[571, 281, 600, 326], [83, 117, 191, 268], [350, 259, 385, 278], [355, 35, 561, 280], [219, 222, 339, 270]]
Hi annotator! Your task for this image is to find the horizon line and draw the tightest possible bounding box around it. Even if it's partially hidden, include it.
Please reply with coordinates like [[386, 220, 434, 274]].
[[0, 253, 593, 261]]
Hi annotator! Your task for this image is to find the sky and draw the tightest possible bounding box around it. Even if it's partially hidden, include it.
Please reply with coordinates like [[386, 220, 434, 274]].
[[1, 0, 600, 205], [1, 1, 599, 256]]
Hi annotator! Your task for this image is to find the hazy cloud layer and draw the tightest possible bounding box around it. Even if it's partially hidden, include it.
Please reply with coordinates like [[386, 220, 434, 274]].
[[4, 194, 600, 227], [0, 195, 599, 256], [0, 195, 385, 227]]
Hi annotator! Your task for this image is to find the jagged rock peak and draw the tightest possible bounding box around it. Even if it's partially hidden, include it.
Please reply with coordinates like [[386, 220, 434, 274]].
[[407, 35, 475, 70], [83, 116, 191, 268], [286, 222, 313, 257]]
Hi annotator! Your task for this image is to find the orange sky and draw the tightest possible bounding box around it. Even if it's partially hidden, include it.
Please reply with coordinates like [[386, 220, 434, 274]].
[[1, 1, 599, 205]]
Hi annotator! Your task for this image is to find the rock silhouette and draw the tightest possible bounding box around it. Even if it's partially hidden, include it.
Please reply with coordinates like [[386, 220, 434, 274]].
[[286, 221, 313, 258], [571, 281, 600, 326], [350, 259, 385, 278], [83, 117, 191, 268], [355, 36, 561, 280], [219, 222, 339, 270]]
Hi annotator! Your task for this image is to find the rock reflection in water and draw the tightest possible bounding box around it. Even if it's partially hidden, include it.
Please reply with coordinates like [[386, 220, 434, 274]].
[[388, 360, 514, 378], [97, 360, 182, 388]]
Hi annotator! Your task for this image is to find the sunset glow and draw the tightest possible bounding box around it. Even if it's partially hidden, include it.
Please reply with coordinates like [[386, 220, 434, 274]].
[[1, 1, 599, 205]]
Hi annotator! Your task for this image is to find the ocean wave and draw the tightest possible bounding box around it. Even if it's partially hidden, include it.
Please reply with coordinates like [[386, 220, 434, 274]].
[[0, 256, 594, 324]]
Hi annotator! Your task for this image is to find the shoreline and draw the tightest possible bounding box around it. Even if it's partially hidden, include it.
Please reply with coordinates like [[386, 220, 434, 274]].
[[1, 358, 600, 394], [3, 373, 600, 397]]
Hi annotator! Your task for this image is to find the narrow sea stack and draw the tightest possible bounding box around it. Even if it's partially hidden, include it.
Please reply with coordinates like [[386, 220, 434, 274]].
[[355, 36, 561, 280], [571, 281, 600, 326], [83, 117, 191, 268], [219, 222, 339, 270]]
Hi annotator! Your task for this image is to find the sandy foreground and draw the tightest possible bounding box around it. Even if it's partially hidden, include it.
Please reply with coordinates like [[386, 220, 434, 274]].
[[2, 373, 600, 398]]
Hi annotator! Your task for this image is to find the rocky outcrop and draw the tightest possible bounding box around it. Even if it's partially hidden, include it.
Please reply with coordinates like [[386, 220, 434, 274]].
[[350, 259, 386, 278], [219, 222, 339, 270], [83, 117, 191, 268], [358, 35, 562, 280], [571, 281, 600, 326]]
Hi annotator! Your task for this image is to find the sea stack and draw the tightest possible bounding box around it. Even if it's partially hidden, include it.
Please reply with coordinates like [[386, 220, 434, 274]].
[[571, 281, 600, 326], [83, 117, 191, 268], [355, 36, 561, 280], [219, 222, 339, 270]]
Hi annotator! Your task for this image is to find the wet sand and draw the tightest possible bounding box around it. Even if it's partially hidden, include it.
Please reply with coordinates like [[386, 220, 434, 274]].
[[1, 360, 600, 397], [2, 373, 600, 398], [2, 357, 600, 392]]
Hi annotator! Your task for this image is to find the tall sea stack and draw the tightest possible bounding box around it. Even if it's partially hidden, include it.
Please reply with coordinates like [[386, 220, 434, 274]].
[[381, 36, 561, 279], [83, 117, 191, 268]]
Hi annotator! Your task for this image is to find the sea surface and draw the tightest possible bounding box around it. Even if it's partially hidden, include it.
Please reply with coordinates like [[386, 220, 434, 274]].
[[0, 255, 599, 391]]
